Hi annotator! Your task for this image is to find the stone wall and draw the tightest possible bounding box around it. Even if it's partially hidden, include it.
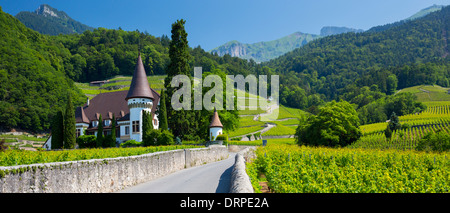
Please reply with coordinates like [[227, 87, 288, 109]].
[[229, 147, 256, 193], [0, 145, 228, 193]]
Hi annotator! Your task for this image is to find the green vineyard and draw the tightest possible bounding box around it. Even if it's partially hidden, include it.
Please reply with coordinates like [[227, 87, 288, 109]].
[[0, 145, 197, 167], [355, 102, 450, 150], [247, 144, 449, 193], [246, 102, 450, 193]]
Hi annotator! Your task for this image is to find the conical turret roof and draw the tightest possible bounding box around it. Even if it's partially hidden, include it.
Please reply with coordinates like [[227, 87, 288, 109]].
[[209, 108, 223, 128], [126, 53, 154, 100]]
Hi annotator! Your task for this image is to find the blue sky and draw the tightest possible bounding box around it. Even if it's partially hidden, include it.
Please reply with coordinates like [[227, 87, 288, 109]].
[[0, 0, 449, 50]]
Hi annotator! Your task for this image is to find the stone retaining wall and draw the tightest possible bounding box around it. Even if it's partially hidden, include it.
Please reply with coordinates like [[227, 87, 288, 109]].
[[229, 147, 256, 193], [0, 145, 228, 193]]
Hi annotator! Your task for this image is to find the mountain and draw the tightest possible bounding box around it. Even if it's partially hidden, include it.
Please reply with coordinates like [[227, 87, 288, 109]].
[[265, 5, 449, 102], [406, 4, 445, 21], [368, 4, 445, 33], [320, 26, 363, 37], [15, 4, 94, 35], [210, 32, 321, 62]]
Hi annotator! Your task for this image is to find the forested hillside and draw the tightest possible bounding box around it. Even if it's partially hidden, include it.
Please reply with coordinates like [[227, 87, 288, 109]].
[[0, 6, 85, 132], [0, 6, 255, 133], [265, 5, 449, 105], [1, 5, 449, 133]]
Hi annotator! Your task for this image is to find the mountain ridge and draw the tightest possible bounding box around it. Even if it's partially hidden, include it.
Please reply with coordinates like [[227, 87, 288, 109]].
[[210, 5, 446, 63], [15, 4, 94, 35], [209, 31, 321, 62]]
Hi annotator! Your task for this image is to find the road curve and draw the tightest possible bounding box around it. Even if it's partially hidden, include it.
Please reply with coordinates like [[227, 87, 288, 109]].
[[117, 152, 236, 193]]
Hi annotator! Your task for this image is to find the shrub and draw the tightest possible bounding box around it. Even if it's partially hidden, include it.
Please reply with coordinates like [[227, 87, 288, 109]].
[[143, 129, 160, 146], [157, 130, 174, 145], [416, 130, 450, 152], [76, 135, 97, 148], [216, 134, 228, 145], [119, 140, 142, 148], [215, 134, 228, 141], [0, 139, 7, 151], [103, 135, 116, 148]]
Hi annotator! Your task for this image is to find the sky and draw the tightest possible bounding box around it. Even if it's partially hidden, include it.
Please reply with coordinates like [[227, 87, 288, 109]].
[[0, 0, 449, 51]]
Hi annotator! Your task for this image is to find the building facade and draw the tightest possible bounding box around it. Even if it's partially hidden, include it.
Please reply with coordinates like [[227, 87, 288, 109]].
[[74, 54, 160, 144]]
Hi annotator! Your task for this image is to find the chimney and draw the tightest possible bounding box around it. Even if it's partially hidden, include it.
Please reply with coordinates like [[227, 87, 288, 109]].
[[86, 97, 90, 106]]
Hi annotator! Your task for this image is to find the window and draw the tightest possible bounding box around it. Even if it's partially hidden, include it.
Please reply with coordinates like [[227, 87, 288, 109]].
[[125, 126, 130, 135], [76, 129, 81, 138], [132, 121, 140, 133]]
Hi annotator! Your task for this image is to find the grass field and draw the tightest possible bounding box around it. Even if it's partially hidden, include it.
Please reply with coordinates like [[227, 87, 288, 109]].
[[76, 75, 166, 99], [398, 85, 450, 102]]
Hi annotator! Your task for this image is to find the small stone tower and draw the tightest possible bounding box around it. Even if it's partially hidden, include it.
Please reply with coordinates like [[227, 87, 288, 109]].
[[209, 108, 223, 141]]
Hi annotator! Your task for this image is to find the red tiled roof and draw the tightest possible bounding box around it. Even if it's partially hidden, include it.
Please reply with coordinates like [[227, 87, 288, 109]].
[[75, 89, 160, 124], [209, 108, 223, 128], [82, 90, 130, 122], [75, 106, 89, 124]]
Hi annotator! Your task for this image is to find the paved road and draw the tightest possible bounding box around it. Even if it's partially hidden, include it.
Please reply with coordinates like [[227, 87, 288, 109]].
[[117, 152, 236, 193]]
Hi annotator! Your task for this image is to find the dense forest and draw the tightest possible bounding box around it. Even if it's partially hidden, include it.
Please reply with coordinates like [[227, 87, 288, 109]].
[[0, 7, 85, 132], [0, 5, 449, 133]]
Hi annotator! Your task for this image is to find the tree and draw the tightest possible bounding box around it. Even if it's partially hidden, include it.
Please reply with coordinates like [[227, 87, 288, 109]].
[[110, 114, 116, 147], [416, 130, 450, 152], [388, 112, 401, 132], [296, 100, 362, 147], [64, 95, 76, 149], [96, 114, 103, 148], [51, 110, 64, 149], [386, 74, 398, 95], [158, 89, 169, 131], [142, 110, 156, 146], [384, 125, 393, 139], [77, 135, 96, 148], [164, 19, 194, 139], [103, 114, 116, 147], [157, 130, 174, 145]]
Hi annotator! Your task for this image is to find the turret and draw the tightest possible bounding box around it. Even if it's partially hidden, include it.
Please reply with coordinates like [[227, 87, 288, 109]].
[[127, 54, 153, 142]]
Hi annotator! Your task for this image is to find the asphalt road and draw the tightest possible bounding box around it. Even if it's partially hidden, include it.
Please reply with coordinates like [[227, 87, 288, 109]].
[[117, 152, 236, 193]]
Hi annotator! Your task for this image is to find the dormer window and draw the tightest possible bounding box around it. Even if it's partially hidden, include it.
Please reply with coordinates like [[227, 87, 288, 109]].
[[92, 121, 98, 127]]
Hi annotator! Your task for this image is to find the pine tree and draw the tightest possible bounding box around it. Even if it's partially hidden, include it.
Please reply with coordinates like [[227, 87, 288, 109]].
[[388, 112, 401, 131], [96, 114, 103, 148], [384, 125, 393, 139], [110, 114, 116, 147], [164, 19, 194, 139], [51, 110, 64, 149], [63, 95, 76, 149], [159, 89, 168, 131]]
